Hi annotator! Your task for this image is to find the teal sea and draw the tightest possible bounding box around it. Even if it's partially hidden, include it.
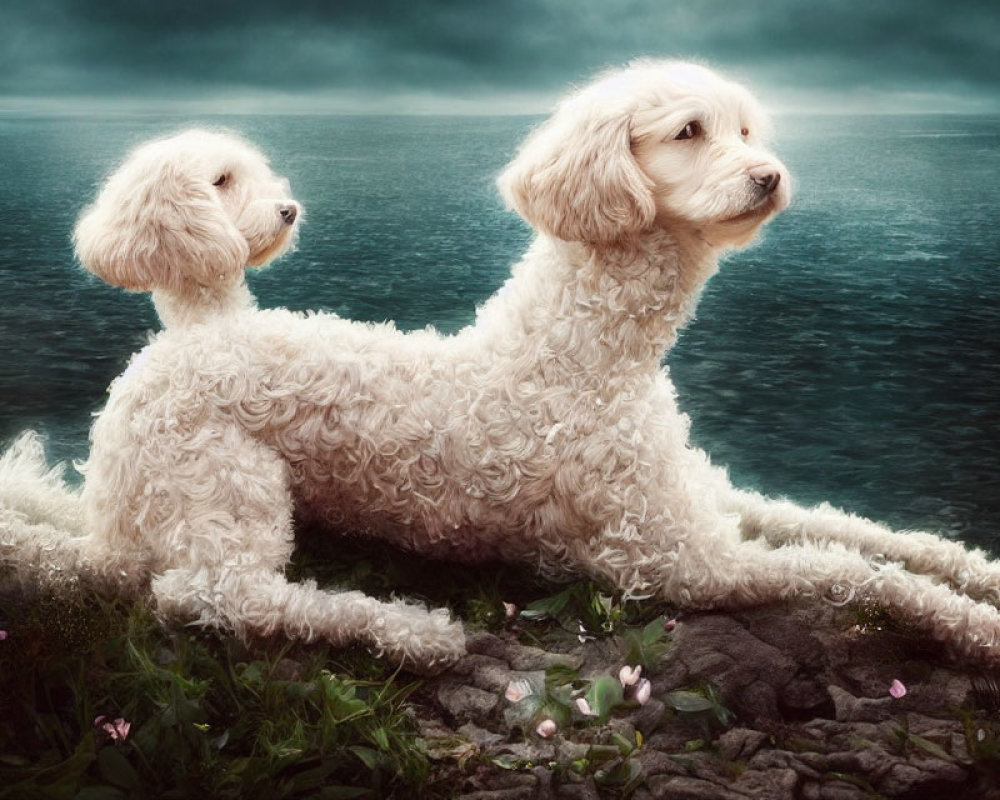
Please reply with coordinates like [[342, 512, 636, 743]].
[[1, 113, 998, 550]]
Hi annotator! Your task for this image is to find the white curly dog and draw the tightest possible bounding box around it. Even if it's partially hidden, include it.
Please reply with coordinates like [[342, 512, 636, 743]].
[[4, 60, 1000, 672]]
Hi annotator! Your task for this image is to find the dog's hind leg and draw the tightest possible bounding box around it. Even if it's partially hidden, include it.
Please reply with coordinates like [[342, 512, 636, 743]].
[[0, 432, 106, 592], [662, 538, 1000, 663], [726, 488, 1000, 606]]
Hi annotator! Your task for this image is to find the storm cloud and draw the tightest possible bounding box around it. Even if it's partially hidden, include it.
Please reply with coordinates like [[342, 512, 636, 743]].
[[2, 0, 998, 112]]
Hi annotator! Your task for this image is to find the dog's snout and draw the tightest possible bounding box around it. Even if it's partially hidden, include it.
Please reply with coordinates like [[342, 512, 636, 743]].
[[279, 204, 298, 225], [749, 166, 781, 194]]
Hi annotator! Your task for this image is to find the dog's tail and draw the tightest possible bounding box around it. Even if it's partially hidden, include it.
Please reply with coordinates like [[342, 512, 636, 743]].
[[0, 431, 97, 592]]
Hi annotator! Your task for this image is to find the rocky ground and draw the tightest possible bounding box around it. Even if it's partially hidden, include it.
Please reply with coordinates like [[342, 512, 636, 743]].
[[410, 604, 1000, 799]]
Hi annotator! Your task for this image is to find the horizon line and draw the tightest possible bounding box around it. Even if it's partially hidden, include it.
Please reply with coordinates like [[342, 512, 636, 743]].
[[1, 89, 998, 118]]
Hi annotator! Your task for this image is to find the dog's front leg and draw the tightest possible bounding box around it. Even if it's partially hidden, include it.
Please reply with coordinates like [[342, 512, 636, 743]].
[[724, 487, 1000, 605], [133, 430, 464, 672]]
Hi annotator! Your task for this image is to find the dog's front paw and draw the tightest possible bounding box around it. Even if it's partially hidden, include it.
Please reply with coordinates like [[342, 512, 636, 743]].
[[370, 604, 466, 675]]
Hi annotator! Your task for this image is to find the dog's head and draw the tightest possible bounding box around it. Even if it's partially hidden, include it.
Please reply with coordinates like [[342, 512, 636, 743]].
[[74, 129, 301, 294], [497, 60, 790, 249]]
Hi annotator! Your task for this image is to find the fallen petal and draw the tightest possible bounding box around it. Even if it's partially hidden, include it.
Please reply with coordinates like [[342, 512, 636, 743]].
[[619, 665, 641, 687], [574, 697, 597, 716], [112, 719, 131, 740], [889, 679, 907, 699], [502, 602, 518, 620], [505, 679, 532, 704], [536, 719, 557, 738], [635, 679, 652, 705]]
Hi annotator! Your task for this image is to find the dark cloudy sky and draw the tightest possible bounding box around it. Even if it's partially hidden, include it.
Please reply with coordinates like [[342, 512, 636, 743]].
[[2, 0, 998, 114]]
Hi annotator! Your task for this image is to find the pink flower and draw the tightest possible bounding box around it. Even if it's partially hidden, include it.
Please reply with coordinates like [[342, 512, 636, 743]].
[[94, 715, 131, 742], [619, 665, 641, 687], [505, 680, 532, 704], [536, 719, 557, 738], [634, 678, 652, 706], [0, 630, 8, 641], [889, 679, 907, 699], [664, 618, 677, 633], [574, 697, 597, 717]]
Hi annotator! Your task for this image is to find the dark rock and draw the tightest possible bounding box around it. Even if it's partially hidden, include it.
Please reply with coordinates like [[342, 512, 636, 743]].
[[438, 682, 500, 724], [716, 727, 768, 762], [799, 780, 867, 800], [779, 676, 833, 720], [730, 766, 799, 800], [672, 610, 800, 723], [411, 603, 999, 799], [458, 722, 506, 748], [628, 697, 667, 735], [828, 684, 895, 722], [555, 776, 600, 800], [466, 632, 583, 671], [643, 775, 746, 800]]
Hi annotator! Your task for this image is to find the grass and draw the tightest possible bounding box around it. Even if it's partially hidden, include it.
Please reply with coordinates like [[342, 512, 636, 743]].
[[0, 530, 679, 799], [0, 592, 429, 799]]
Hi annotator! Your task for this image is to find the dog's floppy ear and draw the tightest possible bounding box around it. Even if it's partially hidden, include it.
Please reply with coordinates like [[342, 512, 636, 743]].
[[74, 142, 249, 294], [497, 105, 655, 244]]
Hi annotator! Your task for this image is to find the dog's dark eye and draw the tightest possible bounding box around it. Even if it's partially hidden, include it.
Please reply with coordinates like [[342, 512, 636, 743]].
[[674, 121, 701, 140], [741, 127, 750, 137], [213, 174, 229, 187]]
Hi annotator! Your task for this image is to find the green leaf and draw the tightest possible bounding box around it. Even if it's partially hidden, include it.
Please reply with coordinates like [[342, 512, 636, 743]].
[[611, 731, 636, 757], [349, 746, 379, 771], [666, 691, 714, 714], [908, 734, 956, 763], [503, 692, 545, 728], [584, 744, 621, 765], [97, 747, 140, 792], [238, 661, 268, 685], [370, 727, 391, 751], [521, 587, 574, 621], [544, 663, 580, 691], [287, 762, 337, 793], [643, 617, 667, 644], [14, 732, 97, 799], [595, 758, 642, 788], [585, 676, 625, 719], [488, 754, 522, 770]]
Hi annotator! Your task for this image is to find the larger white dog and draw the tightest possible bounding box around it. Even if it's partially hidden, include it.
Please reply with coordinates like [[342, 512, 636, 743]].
[[5, 60, 1000, 671]]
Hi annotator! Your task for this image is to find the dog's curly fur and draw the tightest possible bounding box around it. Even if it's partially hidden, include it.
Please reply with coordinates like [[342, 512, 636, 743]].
[[5, 61, 1000, 671]]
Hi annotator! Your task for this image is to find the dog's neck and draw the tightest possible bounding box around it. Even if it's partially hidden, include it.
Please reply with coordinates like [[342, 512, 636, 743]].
[[479, 229, 719, 375], [152, 281, 256, 328]]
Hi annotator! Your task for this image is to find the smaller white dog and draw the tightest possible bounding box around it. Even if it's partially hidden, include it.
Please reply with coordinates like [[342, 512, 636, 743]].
[[1, 129, 465, 670], [73, 129, 299, 328]]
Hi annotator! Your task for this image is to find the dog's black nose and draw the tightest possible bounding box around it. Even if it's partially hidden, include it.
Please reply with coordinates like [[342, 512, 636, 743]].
[[280, 205, 298, 224], [749, 167, 781, 194]]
